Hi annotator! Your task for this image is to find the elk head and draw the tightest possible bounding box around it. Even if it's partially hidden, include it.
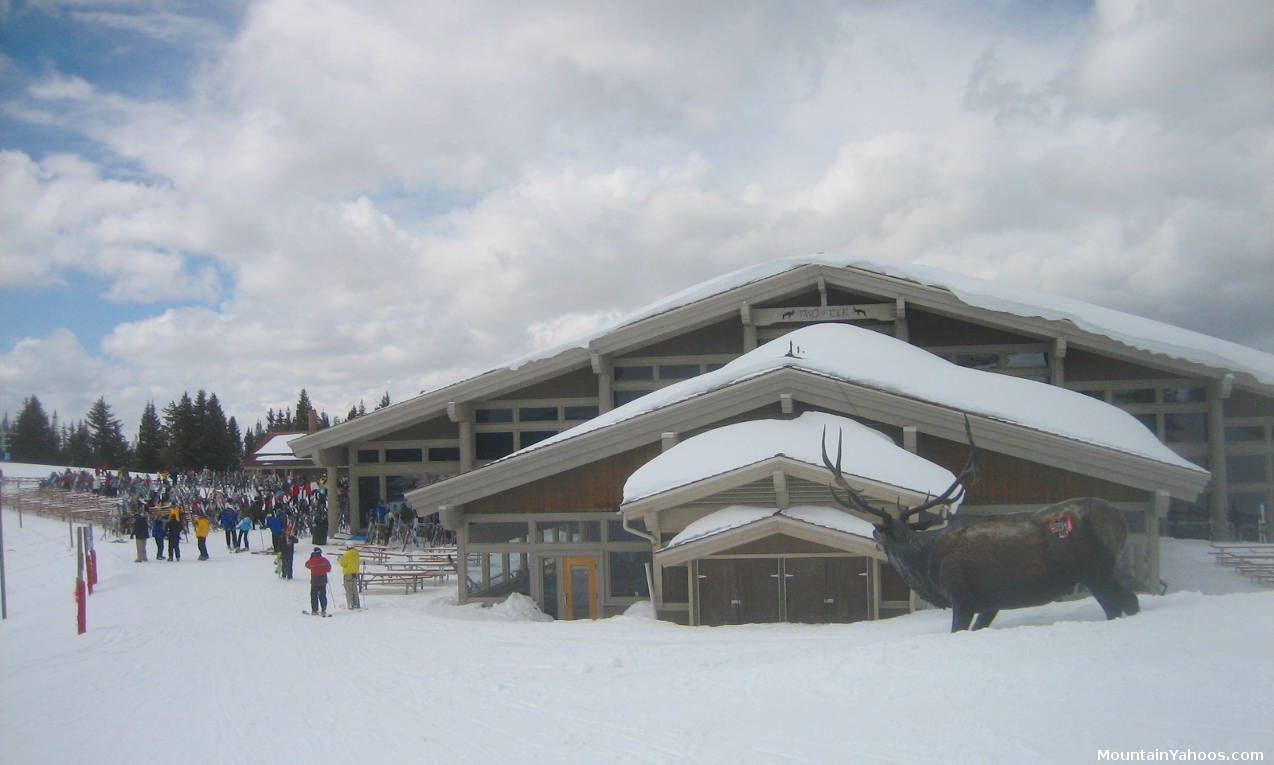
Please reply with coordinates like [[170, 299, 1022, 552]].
[[820, 416, 978, 541]]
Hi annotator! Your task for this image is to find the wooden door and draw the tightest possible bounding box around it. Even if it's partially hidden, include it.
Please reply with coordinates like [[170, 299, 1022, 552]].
[[696, 558, 781, 626], [562, 556, 599, 620], [783, 557, 870, 623]]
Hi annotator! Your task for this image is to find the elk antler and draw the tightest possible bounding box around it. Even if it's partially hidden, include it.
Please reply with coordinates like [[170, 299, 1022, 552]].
[[820, 425, 892, 526], [898, 415, 979, 527]]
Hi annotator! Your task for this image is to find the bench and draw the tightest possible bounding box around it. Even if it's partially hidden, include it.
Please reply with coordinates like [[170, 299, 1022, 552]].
[[357, 569, 451, 594]]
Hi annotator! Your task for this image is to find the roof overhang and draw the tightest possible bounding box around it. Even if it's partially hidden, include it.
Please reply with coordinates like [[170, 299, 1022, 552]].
[[655, 511, 884, 567], [405, 366, 1211, 512]]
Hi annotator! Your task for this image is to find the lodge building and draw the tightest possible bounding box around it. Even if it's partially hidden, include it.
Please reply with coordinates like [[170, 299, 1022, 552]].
[[290, 256, 1273, 624]]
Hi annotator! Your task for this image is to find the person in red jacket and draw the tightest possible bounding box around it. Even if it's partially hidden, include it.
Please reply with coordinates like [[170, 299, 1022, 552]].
[[304, 547, 332, 616]]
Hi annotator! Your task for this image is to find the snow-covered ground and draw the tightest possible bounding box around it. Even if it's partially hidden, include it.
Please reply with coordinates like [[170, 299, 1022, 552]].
[[1, 504, 1271, 764]]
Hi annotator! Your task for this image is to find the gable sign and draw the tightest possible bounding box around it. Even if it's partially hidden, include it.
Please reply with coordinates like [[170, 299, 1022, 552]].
[[753, 303, 894, 327]]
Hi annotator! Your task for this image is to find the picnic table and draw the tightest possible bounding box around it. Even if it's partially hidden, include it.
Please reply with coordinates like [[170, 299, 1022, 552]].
[[1210, 543, 1274, 586]]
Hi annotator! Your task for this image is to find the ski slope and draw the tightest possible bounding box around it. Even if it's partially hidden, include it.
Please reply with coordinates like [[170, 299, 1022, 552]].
[[1, 507, 1270, 764]]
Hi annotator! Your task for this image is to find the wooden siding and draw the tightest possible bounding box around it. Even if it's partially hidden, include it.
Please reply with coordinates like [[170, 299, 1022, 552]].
[[380, 414, 458, 441], [916, 433, 1149, 504], [619, 316, 745, 357], [466, 442, 663, 513], [1226, 389, 1274, 417], [907, 308, 1040, 346], [499, 364, 598, 399], [1064, 348, 1175, 382]]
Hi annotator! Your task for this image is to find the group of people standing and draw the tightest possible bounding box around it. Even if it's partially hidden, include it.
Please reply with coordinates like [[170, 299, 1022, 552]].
[[126, 498, 361, 616], [128, 504, 211, 562]]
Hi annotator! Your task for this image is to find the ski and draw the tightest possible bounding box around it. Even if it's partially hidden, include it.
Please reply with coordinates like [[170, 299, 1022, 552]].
[[301, 611, 332, 617]]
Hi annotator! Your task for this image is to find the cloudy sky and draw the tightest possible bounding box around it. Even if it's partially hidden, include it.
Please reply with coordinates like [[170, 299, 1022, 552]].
[[2, 0, 1272, 439]]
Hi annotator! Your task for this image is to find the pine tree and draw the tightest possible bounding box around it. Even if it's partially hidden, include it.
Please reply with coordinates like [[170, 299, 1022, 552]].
[[10, 396, 60, 463], [295, 389, 314, 431], [204, 393, 234, 470], [133, 401, 167, 472], [86, 396, 130, 468], [163, 393, 198, 470], [63, 421, 93, 467], [227, 416, 243, 466], [376, 392, 391, 410]]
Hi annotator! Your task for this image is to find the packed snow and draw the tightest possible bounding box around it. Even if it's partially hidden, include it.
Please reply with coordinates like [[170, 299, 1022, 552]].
[[2, 501, 1270, 764], [505, 324, 1206, 474], [623, 412, 959, 506]]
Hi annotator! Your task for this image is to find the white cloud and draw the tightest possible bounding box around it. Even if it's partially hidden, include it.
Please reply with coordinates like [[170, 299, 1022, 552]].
[[2, 0, 1272, 438]]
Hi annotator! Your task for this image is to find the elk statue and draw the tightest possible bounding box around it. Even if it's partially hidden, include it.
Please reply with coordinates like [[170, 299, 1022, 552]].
[[821, 418, 1140, 632]]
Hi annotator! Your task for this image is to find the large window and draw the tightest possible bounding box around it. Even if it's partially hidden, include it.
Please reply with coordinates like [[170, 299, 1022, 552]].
[[1164, 413, 1207, 443], [1227, 456, 1268, 484], [469, 522, 529, 544], [540, 520, 601, 543], [927, 344, 1050, 382], [475, 432, 515, 460], [385, 448, 423, 463], [428, 446, 461, 461], [608, 551, 651, 597], [465, 553, 531, 597]]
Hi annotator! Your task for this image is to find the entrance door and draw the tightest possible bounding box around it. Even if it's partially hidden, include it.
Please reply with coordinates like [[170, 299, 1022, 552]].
[[562, 556, 599, 620], [696, 559, 781, 626], [784, 557, 870, 623]]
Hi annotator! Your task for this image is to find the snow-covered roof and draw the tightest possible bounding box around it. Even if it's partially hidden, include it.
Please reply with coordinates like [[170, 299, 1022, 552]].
[[503, 323, 1205, 473], [250, 433, 308, 463], [663, 504, 878, 551], [506, 254, 1274, 386], [623, 412, 959, 505]]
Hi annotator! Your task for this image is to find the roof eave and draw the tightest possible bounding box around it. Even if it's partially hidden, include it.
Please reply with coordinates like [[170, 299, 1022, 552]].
[[405, 367, 1211, 511]]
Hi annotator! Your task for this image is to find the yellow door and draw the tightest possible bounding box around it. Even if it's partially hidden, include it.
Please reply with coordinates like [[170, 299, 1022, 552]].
[[562, 556, 599, 620]]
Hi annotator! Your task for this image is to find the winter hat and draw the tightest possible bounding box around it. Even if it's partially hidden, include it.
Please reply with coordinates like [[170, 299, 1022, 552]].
[[312, 547, 322, 555]]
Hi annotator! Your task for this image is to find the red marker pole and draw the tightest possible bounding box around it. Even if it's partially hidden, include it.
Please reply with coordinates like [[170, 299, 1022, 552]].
[[75, 528, 86, 634], [86, 525, 98, 593]]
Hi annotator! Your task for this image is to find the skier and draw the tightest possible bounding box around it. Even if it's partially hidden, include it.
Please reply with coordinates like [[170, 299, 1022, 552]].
[[304, 548, 332, 616], [130, 510, 149, 562], [280, 531, 298, 579], [218, 505, 237, 551], [151, 514, 166, 560], [339, 543, 360, 610], [266, 513, 285, 553], [235, 514, 252, 551], [194, 512, 211, 560], [164, 515, 183, 561]]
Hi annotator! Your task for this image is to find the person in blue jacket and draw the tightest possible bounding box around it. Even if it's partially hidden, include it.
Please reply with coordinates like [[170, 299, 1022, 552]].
[[235, 514, 252, 551], [218, 506, 238, 551], [266, 513, 285, 553], [151, 514, 166, 560]]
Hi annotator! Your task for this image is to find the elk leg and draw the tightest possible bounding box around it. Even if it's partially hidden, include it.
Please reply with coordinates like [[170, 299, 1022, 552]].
[[971, 610, 998, 630], [950, 604, 976, 632], [1086, 575, 1139, 619]]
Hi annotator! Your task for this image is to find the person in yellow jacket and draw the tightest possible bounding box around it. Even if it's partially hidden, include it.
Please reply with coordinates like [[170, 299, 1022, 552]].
[[339, 543, 360, 610], [194, 512, 211, 560]]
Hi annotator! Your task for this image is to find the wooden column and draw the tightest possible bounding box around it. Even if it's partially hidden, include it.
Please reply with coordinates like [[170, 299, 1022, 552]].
[[326, 466, 340, 534], [447, 402, 474, 473], [1208, 376, 1233, 540], [591, 353, 613, 413], [893, 297, 909, 343], [1149, 490, 1168, 592], [1050, 337, 1067, 387], [741, 302, 757, 352]]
